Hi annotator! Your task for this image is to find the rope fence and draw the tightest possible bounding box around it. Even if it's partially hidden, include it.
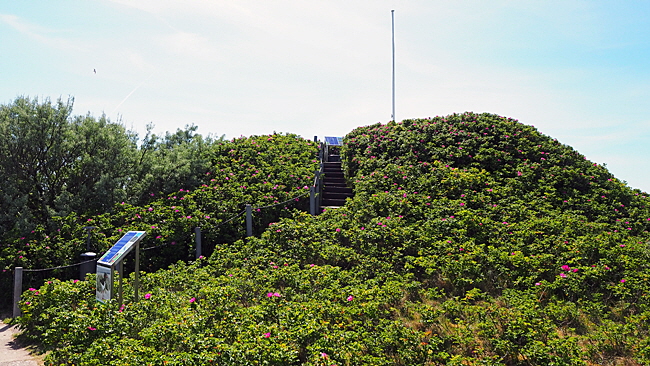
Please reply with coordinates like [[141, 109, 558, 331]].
[[22, 258, 97, 272]]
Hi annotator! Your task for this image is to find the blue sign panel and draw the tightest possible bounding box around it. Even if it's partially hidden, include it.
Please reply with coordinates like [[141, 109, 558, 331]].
[[98, 231, 146, 266], [324, 136, 344, 146]]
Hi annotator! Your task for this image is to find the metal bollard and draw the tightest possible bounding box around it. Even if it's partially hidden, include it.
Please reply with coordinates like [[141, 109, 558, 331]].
[[79, 252, 97, 280]]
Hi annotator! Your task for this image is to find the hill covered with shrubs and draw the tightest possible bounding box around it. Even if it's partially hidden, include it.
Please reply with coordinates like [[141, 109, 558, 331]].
[[14, 112, 650, 365]]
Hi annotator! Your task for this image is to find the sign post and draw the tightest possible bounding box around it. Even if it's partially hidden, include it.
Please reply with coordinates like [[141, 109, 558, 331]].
[[96, 231, 146, 305]]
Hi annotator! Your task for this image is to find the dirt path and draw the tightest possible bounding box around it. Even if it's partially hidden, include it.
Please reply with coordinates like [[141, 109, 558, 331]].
[[0, 320, 41, 366]]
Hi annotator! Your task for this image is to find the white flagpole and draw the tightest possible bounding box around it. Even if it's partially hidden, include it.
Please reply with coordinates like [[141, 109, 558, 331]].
[[391, 10, 396, 123]]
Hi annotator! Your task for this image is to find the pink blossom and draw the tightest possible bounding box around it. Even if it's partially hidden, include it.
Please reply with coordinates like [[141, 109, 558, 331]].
[[559, 273, 567, 278], [144, 293, 151, 300], [347, 295, 354, 301], [189, 297, 196, 303], [87, 326, 96, 331], [263, 332, 271, 338], [561, 265, 570, 271]]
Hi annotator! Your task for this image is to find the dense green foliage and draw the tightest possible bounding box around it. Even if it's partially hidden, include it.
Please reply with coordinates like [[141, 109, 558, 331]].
[[0, 96, 223, 238], [0, 96, 317, 309], [13, 112, 650, 365]]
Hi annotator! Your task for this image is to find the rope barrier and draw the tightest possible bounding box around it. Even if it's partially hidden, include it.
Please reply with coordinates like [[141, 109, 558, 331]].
[[22, 258, 97, 272], [252, 190, 309, 210]]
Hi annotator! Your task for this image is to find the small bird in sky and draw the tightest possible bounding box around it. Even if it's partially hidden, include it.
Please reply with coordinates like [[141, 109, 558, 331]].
[[93, 69, 96, 74]]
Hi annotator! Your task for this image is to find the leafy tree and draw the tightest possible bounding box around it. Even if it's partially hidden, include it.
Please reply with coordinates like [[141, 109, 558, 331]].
[[0, 96, 139, 236], [126, 124, 224, 205]]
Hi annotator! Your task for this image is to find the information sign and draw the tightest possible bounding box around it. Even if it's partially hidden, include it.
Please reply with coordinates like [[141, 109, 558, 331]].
[[96, 231, 146, 304], [98, 231, 146, 266]]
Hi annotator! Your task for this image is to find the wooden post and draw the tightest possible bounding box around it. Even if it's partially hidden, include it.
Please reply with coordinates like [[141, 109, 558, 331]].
[[13, 267, 23, 318], [246, 204, 253, 237], [118, 260, 124, 307], [135, 242, 140, 302], [195, 227, 202, 259]]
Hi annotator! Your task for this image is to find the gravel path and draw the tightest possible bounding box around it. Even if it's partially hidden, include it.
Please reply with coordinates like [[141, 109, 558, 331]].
[[0, 321, 40, 366]]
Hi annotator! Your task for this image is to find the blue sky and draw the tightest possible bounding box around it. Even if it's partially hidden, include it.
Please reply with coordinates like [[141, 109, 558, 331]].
[[2, 1, 650, 191]]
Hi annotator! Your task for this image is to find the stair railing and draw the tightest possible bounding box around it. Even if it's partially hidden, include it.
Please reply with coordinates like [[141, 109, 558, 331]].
[[310, 141, 325, 215]]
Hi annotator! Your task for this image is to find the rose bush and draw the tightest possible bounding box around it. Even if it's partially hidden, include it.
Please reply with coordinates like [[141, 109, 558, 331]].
[[14, 113, 650, 364]]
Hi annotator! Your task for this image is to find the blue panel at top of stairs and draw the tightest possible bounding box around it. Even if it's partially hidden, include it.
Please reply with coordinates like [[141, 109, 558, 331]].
[[325, 136, 344, 146]]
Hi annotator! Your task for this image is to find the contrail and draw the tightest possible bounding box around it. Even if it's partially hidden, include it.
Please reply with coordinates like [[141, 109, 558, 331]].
[[111, 72, 156, 115]]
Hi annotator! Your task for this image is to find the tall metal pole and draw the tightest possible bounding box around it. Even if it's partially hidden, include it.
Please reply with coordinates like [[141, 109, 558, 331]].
[[391, 10, 395, 123]]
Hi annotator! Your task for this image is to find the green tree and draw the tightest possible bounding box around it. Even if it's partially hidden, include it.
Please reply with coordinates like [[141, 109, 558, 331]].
[[126, 124, 223, 205], [0, 96, 139, 236]]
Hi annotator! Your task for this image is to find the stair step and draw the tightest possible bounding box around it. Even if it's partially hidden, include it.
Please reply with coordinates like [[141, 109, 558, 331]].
[[321, 198, 347, 206], [323, 172, 344, 179], [323, 191, 353, 200], [323, 165, 342, 171], [327, 155, 341, 162], [323, 179, 347, 187], [323, 186, 353, 194]]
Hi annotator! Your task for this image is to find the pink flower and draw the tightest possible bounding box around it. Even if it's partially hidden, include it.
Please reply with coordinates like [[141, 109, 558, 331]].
[[144, 293, 151, 300], [561, 265, 570, 271], [559, 273, 567, 278], [535, 282, 541, 286], [620, 279, 626, 283], [87, 326, 96, 331], [321, 352, 329, 358], [189, 297, 196, 303], [347, 295, 354, 301], [335, 228, 341, 232], [263, 332, 271, 338]]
